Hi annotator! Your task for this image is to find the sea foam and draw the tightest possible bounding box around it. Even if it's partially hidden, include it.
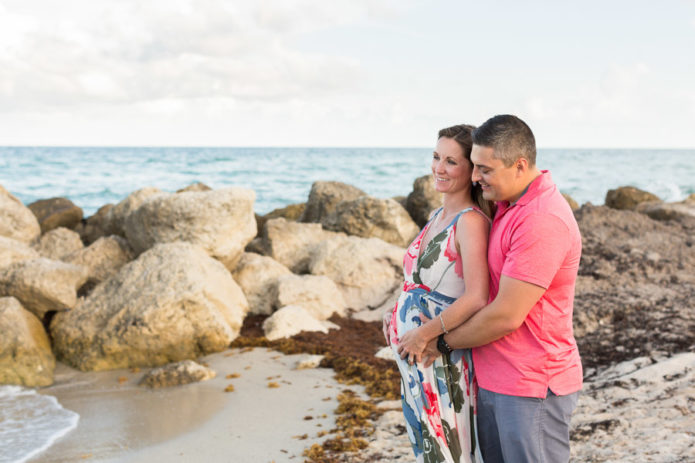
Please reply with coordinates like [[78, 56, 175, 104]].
[[0, 385, 79, 463]]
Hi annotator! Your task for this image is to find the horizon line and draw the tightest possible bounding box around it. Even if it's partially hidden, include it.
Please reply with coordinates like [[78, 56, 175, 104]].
[[2, 144, 695, 150]]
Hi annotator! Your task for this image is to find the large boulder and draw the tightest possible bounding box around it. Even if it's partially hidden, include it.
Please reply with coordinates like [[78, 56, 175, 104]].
[[124, 187, 256, 270], [76, 204, 113, 245], [258, 218, 338, 273], [406, 175, 441, 228], [562, 193, 580, 211], [271, 274, 346, 320], [27, 197, 83, 233], [0, 258, 88, 320], [300, 181, 366, 223], [605, 186, 660, 210], [308, 235, 405, 310], [33, 227, 84, 260], [256, 202, 305, 236], [262, 305, 339, 341], [63, 235, 133, 287], [0, 297, 55, 387], [139, 360, 216, 388], [51, 242, 249, 371], [0, 236, 39, 270], [231, 252, 291, 315], [322, 196, 419, 247], [572, 204, 695, 368], [176, 182, 212, 193], [637, 197, 695, 227], [0, 185, 41, 244], [105, 187, 164, 237]]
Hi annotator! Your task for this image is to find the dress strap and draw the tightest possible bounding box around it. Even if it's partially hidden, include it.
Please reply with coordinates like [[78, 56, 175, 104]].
[[447, 206, 491, 227], [424, 207, 444, 226]]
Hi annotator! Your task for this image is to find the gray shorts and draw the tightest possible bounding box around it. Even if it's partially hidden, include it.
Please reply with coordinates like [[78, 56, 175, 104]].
[[477, 386, 579, 463]]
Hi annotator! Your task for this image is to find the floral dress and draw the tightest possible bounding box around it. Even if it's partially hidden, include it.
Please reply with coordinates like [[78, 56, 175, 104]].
[[389, 207, 486, 463]]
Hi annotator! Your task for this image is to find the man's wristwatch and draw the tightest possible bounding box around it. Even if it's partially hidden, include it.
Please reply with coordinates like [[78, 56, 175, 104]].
[[437, 334, 453, 355]]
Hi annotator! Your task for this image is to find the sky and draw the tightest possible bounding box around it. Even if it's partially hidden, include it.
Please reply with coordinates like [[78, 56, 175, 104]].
[[0, 0, 694, 148]]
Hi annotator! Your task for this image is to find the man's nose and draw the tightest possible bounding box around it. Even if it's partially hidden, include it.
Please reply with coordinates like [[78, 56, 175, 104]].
[[471, 166, 481, 182]]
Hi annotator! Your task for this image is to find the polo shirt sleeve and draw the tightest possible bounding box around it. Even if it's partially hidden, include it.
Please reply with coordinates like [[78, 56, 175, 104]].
[[501, 212, 570, 289]]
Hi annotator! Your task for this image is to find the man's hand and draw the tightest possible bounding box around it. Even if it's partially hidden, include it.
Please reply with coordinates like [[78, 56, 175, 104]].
[[422, 338, 439, 368]]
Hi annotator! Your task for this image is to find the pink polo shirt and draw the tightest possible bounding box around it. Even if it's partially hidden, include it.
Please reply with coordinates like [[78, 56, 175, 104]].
[[473, 170, 583, 398]]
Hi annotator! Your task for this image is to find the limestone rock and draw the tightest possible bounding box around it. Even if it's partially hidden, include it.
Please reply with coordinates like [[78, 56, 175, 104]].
[[392, 196, 408, 209], [231, 252, 291, 315], [124, 187, 256, 270], [51, 242, 249, 371], [105, 187, 164, 237], [301, 181, 366, 223], [262, 305, 339, 341], [0, 297, 55, 387], [605, 186, 660, 210], [256, 203, 305, 236], [406, 175, 441, 228], [27, 197, 83, 233], [76, 204, 113, 245], [139, 360, 216, 388], [637, 198, 695, 226], [375, 346, 395, 361], [562, 193, 580, 211], [295, 354, 325, 370], [176, 182, 212, 193], [0, 185, 41, 244], [64, 235, 133, 286], [258, 218, 338, 273], [0, 258, 88, 319], [272, 274, 346, 320], [0, 236, 39, 270], [34, 227, 84, 260], [323, 196, 419, 247], [309, 235, 404, 310]]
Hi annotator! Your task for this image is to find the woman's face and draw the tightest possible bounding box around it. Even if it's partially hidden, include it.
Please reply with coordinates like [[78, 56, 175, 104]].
[[431, 137, 473, 195]]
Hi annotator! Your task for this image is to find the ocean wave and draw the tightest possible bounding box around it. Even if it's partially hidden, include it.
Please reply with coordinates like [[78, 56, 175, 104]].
[[0, 385, 79, 463]]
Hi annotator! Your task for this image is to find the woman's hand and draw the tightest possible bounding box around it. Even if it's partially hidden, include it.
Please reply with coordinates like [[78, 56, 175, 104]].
[[397, 325, 430, 365], [382, 310, 392, 346]]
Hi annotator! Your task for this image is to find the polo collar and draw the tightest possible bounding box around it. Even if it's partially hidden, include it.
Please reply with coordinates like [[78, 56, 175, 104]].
[[497, 170, 553, 212]]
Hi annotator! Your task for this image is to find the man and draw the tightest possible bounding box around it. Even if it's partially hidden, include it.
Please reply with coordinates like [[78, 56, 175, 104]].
[[427, 114, 583, 462]]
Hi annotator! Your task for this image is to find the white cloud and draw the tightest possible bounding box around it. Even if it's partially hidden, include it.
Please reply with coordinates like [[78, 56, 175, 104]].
[[0, 0, 398, 112]]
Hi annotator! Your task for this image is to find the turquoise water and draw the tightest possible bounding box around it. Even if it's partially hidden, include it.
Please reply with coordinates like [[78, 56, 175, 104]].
[[0, 147, 693, 216]]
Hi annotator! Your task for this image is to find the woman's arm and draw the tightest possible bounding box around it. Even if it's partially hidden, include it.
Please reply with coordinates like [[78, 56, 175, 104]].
[[397, 211, 490, 363]]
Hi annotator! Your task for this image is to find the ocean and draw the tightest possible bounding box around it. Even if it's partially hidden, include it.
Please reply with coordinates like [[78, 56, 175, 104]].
[[1, 147, 694, 217], [0, 146, 694, 462], [0, 386, 79, 463]]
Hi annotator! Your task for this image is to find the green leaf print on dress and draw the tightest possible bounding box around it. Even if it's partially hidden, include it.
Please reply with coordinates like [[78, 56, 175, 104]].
[[442, 419, 463, 463], [439, 357, 465, 413], [422, 425, 447, 463], [413, 231, 448, 285]]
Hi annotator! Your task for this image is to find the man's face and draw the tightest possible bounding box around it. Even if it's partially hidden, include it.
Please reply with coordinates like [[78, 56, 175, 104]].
[[470, 144, 520, 203]]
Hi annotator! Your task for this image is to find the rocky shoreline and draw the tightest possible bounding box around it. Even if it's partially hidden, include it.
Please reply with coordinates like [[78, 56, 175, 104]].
[[1, 178, 695, 462]]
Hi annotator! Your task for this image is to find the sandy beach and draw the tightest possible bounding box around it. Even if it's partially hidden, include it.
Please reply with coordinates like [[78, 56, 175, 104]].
[[30, 347, 368, 463]]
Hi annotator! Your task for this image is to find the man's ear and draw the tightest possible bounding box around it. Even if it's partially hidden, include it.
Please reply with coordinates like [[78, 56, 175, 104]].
[[515, 157, 529, 175]]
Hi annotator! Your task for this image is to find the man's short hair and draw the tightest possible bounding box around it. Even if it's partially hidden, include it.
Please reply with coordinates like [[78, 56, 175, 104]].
[[471, 115, 536, 167]]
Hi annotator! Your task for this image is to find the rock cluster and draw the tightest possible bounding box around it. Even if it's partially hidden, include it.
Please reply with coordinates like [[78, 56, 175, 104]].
[[0, 178, 423, 385]]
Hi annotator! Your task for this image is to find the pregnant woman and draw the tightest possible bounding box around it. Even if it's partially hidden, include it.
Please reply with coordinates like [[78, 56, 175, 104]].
[[384, 124, 492, 463]]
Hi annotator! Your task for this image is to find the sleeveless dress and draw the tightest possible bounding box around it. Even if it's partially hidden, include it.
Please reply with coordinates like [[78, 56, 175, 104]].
[[388, 207, 486, 463]]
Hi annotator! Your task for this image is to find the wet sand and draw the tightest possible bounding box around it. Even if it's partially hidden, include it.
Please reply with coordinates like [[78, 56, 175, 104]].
[[32, 347, 362, 462]]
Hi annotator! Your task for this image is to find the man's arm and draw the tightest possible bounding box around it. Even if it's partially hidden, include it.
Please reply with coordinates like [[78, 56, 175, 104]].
[[443, 274, 546, 349]]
